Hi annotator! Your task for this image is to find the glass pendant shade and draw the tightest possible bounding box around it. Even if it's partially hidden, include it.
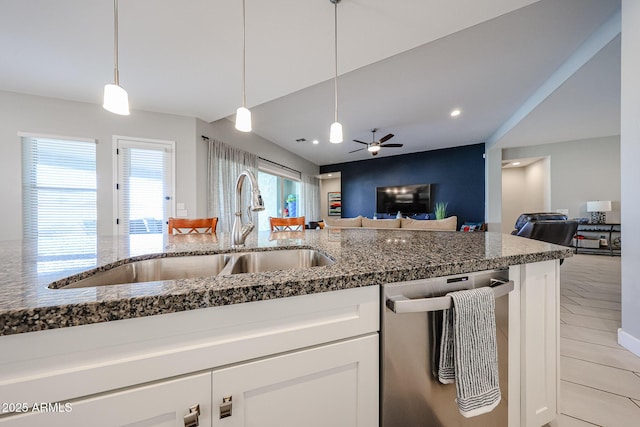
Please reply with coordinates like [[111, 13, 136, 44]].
[[330, 121, 343, 143], [368, 145, 381, 153], [235, 107, 252, 132], [103, 83, 130, 115]]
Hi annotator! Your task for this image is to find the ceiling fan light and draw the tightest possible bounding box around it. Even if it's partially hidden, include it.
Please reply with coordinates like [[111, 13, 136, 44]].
[[235, 107, 252, 132], [103, 83, 130, 115], [330, 121, 343, 143], [368, 144, 381, 153]]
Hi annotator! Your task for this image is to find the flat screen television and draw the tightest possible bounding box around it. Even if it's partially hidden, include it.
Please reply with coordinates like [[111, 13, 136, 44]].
[[376, 184, 431, 215]]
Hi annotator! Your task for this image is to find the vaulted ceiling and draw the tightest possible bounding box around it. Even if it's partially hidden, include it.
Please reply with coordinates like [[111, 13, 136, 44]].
[[0, 0, 620, 166]]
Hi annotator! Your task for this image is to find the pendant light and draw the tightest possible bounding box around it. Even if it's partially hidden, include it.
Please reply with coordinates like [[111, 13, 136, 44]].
[[235, 0, 252, 132], [103, 0, 130, 115], [329, 0, 343, 143]]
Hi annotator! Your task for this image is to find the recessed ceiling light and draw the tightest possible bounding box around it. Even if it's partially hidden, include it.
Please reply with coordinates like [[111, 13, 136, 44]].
[[450, 109, 461, 117], [312, 139, 319, 145], [511, 162, 521, 166], [328, 174, 332, 177]]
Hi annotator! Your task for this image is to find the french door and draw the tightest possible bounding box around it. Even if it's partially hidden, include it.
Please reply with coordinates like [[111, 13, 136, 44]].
[[114, 137, 174, 237]]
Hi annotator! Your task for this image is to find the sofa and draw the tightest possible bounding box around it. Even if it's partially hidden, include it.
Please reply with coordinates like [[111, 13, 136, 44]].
[[322, 215, 458, 231], [511, 212, 578, 247]]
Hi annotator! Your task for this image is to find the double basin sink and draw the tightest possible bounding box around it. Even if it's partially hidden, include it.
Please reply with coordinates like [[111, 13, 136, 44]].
[[52, 249, 334, 289]]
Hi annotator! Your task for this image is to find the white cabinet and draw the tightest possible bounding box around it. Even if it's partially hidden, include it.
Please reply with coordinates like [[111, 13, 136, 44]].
[[0, 286, 379, 427], [509, 260, 560, 427], [0, 372, 212, 427], [212, 334, 379, 427]]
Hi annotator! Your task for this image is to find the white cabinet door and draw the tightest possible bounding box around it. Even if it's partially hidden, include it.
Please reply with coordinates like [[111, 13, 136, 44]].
[[520, 260, 559, 427], [0, 372, 211, 427], [211, 334, 378, 427]]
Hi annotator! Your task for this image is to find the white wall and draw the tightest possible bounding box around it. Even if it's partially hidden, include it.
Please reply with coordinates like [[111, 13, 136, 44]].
[[501, 158, 550, 234], [0, 90, 198, 241], [485, 147, 503, 231], [319, 178, 341, 220], [502, 136, 621, 222], [620, 0, 640, 354]]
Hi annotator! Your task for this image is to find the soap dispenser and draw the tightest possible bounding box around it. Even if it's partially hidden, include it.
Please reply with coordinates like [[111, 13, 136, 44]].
[[396, 211, 402, 219]]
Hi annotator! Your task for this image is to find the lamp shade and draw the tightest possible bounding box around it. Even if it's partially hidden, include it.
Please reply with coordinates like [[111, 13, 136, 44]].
[[329, 121, 343, 143], [587, 200, 612, 212], [103, 84, 130, 115], [368, 145, 381, 153], [235, 107, 252, 132]]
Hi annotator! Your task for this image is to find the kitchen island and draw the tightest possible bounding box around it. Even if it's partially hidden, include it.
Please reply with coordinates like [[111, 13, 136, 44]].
[[0, 229, 571, 426]]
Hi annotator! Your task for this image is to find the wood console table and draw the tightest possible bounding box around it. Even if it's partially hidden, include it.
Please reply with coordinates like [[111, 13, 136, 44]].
[[573, 223, 621, 256]]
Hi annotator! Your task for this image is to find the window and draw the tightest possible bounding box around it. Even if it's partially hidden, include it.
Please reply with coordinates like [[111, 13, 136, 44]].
[[257, 171, 301, 231], [257, 159, 303, 231], [22, 136, 97, 273]]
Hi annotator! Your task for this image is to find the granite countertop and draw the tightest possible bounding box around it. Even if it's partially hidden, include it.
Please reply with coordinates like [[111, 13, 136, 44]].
[[0, 229, 573, 336]]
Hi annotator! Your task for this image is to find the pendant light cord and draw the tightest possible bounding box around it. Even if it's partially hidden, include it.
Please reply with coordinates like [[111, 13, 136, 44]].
[[242, 0, 247, 108], [113, 0, 120, 85], [333, 0, 339, 122]]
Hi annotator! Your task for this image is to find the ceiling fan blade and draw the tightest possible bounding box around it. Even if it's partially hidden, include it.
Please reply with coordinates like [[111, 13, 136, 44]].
[[379, 133, 394, 143], [353, 140, 369, 145], [380, 143, 403, 148], [348, 147, 366, 153]]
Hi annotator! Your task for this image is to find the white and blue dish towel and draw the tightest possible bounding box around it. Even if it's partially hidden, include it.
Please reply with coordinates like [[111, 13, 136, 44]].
[[438, 287, 501, 417]]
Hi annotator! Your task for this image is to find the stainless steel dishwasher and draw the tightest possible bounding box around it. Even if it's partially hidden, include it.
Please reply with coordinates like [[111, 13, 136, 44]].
[[381, 269, 513, 427]]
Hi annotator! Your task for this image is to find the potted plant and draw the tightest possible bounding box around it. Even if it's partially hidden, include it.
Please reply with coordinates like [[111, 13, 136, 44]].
[[434, 202, 448, 220]]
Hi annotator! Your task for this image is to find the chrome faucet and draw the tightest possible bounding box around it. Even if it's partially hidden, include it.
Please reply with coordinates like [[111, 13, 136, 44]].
[[231, 170, 265, 247]]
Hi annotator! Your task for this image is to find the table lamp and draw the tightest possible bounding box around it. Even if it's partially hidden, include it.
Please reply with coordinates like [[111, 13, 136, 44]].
[[587, 201, 611, 224]]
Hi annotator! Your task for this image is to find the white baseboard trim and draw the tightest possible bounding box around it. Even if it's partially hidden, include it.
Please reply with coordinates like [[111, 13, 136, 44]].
[[618, 328, 640, 357]]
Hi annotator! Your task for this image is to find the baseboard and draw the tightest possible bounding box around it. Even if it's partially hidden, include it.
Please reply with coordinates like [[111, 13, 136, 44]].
[[618, 328, 640, 357]]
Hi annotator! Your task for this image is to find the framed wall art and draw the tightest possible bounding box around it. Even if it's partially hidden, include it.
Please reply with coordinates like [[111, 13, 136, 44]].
[[328, 192, 341, 216]]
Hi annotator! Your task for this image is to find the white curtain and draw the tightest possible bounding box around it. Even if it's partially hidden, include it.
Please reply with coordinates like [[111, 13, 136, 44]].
[[300, 173, 321, 222], [207, 139, 258, 233]]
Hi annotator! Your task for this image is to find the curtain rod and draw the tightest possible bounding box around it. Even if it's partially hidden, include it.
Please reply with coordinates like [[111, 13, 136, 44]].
[[202, 135, 301, 176], [259, 157, 301, 175]]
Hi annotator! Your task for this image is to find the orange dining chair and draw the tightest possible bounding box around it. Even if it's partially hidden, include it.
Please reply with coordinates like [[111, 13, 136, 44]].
[[269, 216, 306, 231], [168, 217, 218, 234]]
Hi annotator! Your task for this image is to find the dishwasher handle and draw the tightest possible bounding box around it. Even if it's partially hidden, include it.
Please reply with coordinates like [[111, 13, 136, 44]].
[[386, 279, 514, 314]]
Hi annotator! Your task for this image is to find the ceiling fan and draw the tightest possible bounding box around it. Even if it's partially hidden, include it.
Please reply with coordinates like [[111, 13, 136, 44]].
[[349, 128, 403, 156]]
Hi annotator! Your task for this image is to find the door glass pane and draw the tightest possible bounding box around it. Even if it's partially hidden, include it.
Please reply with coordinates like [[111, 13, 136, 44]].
[[117, 140, 172, 247], [126, 148, 166, 234]]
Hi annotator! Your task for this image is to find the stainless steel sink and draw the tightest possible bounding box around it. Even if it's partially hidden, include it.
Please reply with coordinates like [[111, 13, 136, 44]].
[[225, 249, 334, 274], [54, 254, 230, 289], [49, 249, 334, 289]]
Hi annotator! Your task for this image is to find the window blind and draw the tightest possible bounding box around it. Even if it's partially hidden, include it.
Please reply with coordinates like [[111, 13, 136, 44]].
[[22, 136, 97, 271], [117, 142, 171, 235]]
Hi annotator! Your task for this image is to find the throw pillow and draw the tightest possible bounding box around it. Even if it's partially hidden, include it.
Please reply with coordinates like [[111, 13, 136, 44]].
[[323, 215, 363, 228], [362, 218, 401, 228], [401, 216, 458, 231]]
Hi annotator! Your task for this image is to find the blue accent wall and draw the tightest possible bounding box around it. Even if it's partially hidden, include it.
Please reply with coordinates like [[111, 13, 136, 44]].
[[319, 143, 485, 227]]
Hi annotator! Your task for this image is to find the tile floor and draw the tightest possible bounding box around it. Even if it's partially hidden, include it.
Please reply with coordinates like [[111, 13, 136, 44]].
[[548, 254, 640, 427]]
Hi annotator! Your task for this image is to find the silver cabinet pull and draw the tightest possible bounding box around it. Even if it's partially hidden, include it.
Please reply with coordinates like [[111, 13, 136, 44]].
[[220, 396, 233, 419], [184, 404, 200, 427]]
